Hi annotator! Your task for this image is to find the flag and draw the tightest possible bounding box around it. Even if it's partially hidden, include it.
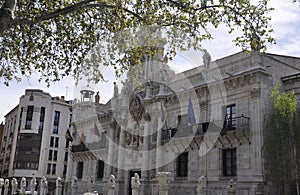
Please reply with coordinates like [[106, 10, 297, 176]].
[[94, 122, 100, 137], [187, 97, 196, 126], [161, 102, 166, 123], [65, 129, 73, 142], [79, 131, 84, 144]]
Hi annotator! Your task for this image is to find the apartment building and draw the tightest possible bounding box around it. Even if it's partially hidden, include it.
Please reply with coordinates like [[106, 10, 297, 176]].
[[1, 89, 72, 194]]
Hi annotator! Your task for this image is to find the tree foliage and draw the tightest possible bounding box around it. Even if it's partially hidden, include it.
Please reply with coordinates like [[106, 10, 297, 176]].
[[265, 84, 300, 194], [0, 0, 275, 86]]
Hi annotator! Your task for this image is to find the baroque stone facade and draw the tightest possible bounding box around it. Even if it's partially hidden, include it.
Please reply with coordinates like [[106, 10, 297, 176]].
[[67, 51, 300, 195]]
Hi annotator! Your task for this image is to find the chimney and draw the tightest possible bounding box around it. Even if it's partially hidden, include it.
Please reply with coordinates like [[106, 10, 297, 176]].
[[61, 96, 65, 102]]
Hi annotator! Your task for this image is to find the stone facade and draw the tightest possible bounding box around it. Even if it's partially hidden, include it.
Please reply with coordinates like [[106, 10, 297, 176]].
[[68, 51, 300, 195]]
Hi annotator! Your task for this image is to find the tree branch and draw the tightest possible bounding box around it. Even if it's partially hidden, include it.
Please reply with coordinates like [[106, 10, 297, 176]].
[[13, 0, 143, 26]]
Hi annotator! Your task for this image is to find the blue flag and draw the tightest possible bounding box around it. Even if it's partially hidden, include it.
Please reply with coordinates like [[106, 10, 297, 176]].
[[187, 97, 196, 125]]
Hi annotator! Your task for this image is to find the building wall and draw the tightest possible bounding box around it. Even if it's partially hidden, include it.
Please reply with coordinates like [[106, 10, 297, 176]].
[[68, 51, 300, 195], [2, 89, 72, 193]]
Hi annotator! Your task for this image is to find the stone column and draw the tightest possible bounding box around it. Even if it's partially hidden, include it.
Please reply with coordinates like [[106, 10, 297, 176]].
[[56, 177, 63, 195], [157, 172, 171, 195], [107, 120, 116, 177], [3, 179, 9, 195], [107, 175, 116, 195], [141, 113, 151, 194], [131, 173, 141, 195], [40, 176, 48, 195], [227, 179, 237, 195], [11, 178, 18, 195], [20, 177, 26, 194], [71, 176, 78, 195], [0, 178, 4, 195], [196, 176, 207, 195], [30, 177, 37, 195]]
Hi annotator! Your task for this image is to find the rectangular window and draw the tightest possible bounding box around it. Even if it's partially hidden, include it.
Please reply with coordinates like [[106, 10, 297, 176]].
[[47, 163, 51, 174], [63, 165, 67, 176], [53, 111, 60, 134], [77, 162, 84, 179], [223, 104, 237, 130], [96, 160, 104, 180], [48, 150, 53, 161], [50, 137, 54, 147], [176, 152, 188, 177], [55, 137, 59, 148], [64, 152, 68, 162], [65, 140, 70, 148], [25, 106, 34, 129], [53, 151, 58, 161], [222, 148, 237, 176], [52, 164, 56, 175], [39, 107, 45, 130]]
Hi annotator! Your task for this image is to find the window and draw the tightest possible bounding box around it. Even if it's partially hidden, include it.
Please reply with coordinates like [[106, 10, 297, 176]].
[[63, 165, 67, 176], [29, 95, 34, 101], [48, 150, 53, 161], [39, 107, 45, 130], [53, 151, 58, 161], [77, 162, 84, 179], [54, 111, 60, 121], [55, 137, 59, 148], [64, 152, 68, 162], [96, 160, 104, 180], [65, 140, 70, 148], [53, 124, 59, 134], [50, 137, 54, 147], [223, 104, 236, 130], [52, 164, 56, 175], [222, 148, 237, 176], [25, 106, 34, 129], [176, 152, 188, 177], [53, 111, 60, 134], [47, 163, 51, 174]]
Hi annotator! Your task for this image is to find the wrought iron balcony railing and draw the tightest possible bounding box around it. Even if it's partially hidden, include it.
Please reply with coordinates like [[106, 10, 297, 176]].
[[161, 115, 250, 143]]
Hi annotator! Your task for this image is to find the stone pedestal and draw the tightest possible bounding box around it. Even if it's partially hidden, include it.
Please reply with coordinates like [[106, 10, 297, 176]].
[[72, 176, 78, 195], [157, 172, 171, 195]]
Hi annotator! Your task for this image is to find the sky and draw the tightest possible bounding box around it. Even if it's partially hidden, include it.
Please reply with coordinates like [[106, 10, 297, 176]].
[[0, 1, 300, 123]]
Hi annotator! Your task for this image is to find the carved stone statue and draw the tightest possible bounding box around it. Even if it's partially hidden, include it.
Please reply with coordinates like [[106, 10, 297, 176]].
[[11, 178, 18, 194], [131, 173, 141, 195], [227, 178, 237, 195], [40, 176, 48, 195], [20, 177, 26, 193], [107, 174, 116, 195], [30, 177, 37, 194], [131, 173, 141, 189], [202, 49, 211, 69]]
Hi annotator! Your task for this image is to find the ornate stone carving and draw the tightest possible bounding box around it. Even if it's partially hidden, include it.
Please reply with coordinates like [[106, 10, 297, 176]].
[[129, 94, 145, 122]]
